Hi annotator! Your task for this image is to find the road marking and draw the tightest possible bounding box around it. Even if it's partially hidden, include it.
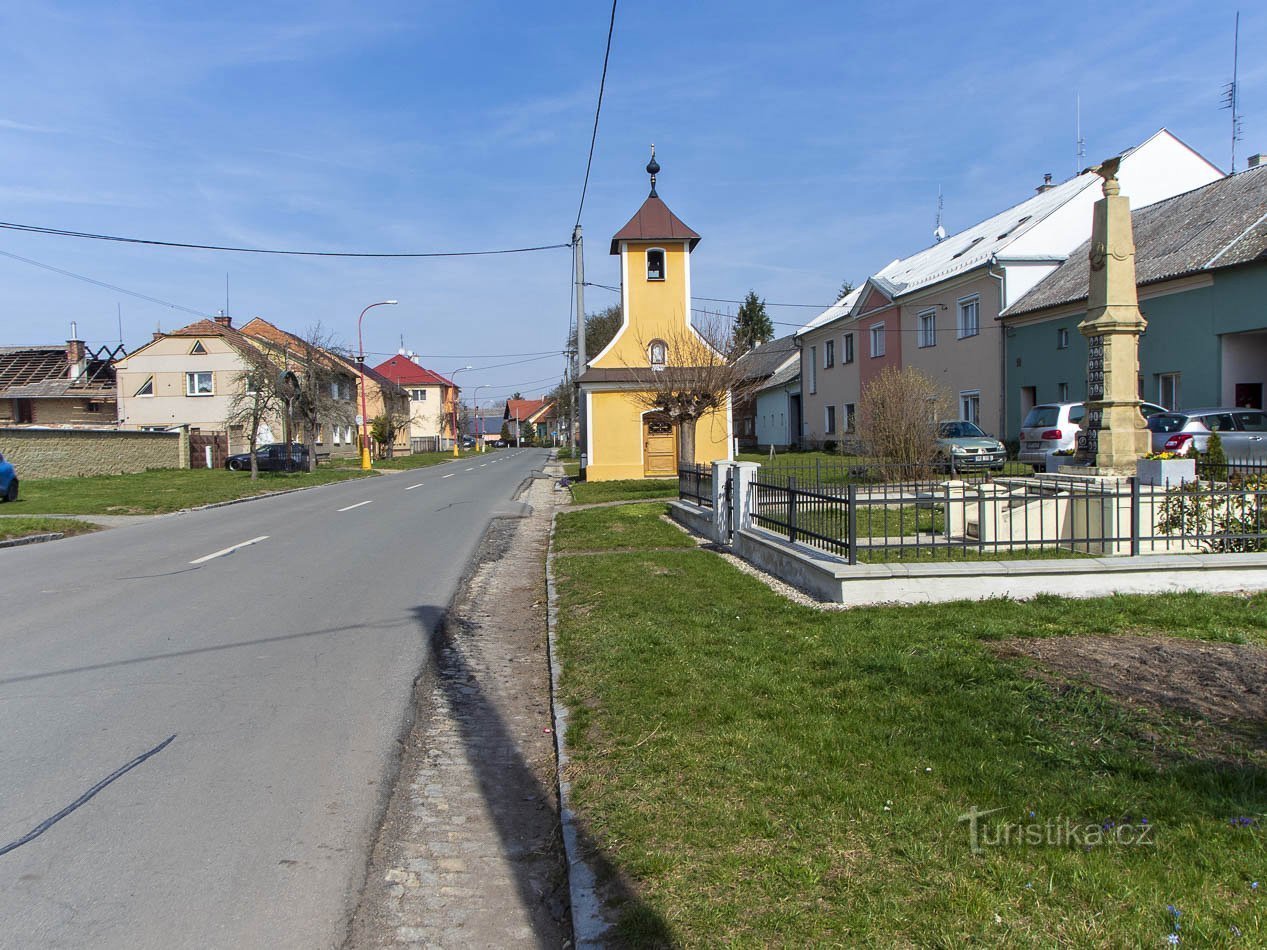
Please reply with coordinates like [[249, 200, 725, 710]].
[[479, 463, 487, 468], [464, 467, 474, 471], [337, 500, 373, 512], [406, 483, 424, 491], [442, 473, 454, 478], [190, 536, 269, 565]]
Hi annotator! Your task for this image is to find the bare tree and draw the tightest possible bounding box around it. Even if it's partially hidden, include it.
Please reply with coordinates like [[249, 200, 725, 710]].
[[223, 351, 284, 480], [288, 323, 356, 472], [858, 366, 950, 474], [623, 316, 763, 469]]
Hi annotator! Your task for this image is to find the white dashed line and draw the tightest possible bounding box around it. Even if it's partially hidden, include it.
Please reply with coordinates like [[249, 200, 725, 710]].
[[442, 473, 454, 479], [337, 500, 373, 512], [406, 483, 424, 491], [190, 535, 269, 565], [464, 467, 473, 472]]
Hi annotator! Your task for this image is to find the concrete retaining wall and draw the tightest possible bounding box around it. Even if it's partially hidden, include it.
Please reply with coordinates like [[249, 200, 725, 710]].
[[0, 426, 188, 478]]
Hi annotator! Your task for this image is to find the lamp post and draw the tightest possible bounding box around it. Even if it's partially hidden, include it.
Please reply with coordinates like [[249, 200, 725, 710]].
[[449, 365, 472, 456], [357, 299, 398, 470], [473, 384, 489, 452]]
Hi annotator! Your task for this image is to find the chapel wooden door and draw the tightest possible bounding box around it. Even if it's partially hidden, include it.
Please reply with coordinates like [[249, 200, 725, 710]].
[[643, 417, 677, 476]]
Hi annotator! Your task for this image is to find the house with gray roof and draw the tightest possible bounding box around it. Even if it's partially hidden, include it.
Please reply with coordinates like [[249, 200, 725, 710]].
[[795, 129, 1222, 445], [0, 337, 121, 427], [734, 334, 799, 448], [1001, 156, 1267, 437]]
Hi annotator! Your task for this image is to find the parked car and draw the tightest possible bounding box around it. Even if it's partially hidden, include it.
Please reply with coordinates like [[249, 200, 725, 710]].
[[224, 443, 310, 472], [1148, 408, 1267, 461], [491, 439, 508, 448], [459, 436, 476, 448], [1018, 401, 1166, 470], [0, 451, 17, 502], [935, 421, 1007, 472]]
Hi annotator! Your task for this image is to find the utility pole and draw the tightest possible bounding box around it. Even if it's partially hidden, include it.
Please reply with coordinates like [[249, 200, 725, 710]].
[[573, 224, 587, 468]]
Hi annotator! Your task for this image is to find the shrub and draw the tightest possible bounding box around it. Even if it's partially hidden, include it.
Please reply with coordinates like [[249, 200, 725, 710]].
[[858, 366, 950, 474], [823, 440, 838, 453], [1198, 429, 1228, 481]]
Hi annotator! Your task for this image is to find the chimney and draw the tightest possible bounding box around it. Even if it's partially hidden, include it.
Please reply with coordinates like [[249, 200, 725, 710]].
[[1250, 154, 1264, 169], [1036, 173, 1055, 194], [213, 314, 232, 327], [66, 337, 86, 380], [152, 331, 165, 342]]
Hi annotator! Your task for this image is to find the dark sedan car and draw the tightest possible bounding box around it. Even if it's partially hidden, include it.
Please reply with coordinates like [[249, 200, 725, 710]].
[[225, 443, 309, 472]]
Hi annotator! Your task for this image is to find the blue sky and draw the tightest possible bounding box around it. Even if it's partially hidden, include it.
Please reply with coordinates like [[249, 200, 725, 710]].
[[0, 0, 1262, 404]]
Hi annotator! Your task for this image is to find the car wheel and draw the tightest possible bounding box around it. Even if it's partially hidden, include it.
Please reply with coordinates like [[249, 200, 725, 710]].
[[5, 479, 17, 502], [228, 458, 244, 471]]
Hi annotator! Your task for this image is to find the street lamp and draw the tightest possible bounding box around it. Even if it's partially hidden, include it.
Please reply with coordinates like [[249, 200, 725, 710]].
[[357, 299, 398, 470], [473, 384, 489, 452], [449, 365, 472, 456]]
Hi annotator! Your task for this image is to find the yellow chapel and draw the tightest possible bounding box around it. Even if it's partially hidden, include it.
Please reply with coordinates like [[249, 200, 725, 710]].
[[577, 152, 733, 481]]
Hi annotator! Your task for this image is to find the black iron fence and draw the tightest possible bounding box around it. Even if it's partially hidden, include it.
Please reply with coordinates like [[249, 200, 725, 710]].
[[746, 461, 1267, 564], [678, 464, 714, 509]]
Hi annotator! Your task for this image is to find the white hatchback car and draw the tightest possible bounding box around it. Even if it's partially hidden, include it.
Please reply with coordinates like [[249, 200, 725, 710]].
[[1018, 401, 1166, 470]]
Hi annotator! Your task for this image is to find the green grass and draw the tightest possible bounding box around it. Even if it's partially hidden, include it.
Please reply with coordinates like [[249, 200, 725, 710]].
[[369, 449, 478, 470], [554, 503, 697, 553], [553, 518, 1267, 946], [0, 516, 101, 541], [11, 466, 374, 515], [561, 461, 581, 478], [570, 478, 678, 505]]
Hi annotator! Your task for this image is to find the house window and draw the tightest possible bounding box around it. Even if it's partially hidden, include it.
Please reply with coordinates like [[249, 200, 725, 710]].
[[646, 248, 666, 281], [648, 339, 667, 367], [135, 376, 154, 397], [844, 403, 856, 433], [1158, 372, 1181, 410], [869, 323, 886, 358], [1057, 327, 1069, 349], [185, 371, 214, 396], [809, 346, 817, 394], [244, 373, 260, 396], [843, 333, 854, 364], [957, 296, 980, 339], [333, 426, 342, 446], [410, 388, 427, 401], [825, 405, 836, 434], [917, 310, 937, 348], [824, 339, 835, 368], [960, 390, 980, 425], [189, 340, 208, 355], [1058, 382, 1069, 402]]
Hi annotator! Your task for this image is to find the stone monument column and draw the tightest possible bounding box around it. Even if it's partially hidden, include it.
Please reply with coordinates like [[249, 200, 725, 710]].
[[1073, 156, 1150, 473]]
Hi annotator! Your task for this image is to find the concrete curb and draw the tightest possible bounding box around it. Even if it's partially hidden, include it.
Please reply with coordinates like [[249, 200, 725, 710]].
[[545, 511, 610, 948], [0, 532, 65, 548]]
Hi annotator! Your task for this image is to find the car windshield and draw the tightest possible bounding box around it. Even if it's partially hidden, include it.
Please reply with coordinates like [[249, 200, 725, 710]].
[[1021, 406, 1060, 428], [1148, 414, 1187, 433], [939, 422, 985, 438]]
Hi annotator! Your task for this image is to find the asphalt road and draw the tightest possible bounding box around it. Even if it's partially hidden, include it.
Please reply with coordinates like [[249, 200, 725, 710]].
[[0, 448, 552, 949]]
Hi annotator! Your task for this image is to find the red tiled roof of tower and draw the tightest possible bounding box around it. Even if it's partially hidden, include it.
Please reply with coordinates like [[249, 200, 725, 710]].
[[610, 195, 700, 254]]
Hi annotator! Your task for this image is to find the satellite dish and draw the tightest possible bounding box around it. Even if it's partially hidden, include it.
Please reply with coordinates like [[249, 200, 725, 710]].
[[934, 225, 947, 242]]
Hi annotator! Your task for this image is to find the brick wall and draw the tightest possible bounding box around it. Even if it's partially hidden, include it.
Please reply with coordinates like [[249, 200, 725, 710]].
[[0, 426, 189, 478]]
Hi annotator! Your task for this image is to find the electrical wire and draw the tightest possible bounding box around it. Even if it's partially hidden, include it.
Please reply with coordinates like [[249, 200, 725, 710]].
[[0, 248, 208, 316], [361, 348, 563, 359], [693, 294, 837, 309], [574, 0, 618, 229], [0, 220, 569, 259]]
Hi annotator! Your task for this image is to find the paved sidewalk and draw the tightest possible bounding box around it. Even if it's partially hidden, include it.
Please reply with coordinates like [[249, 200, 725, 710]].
[[348, 470, 570, 948]]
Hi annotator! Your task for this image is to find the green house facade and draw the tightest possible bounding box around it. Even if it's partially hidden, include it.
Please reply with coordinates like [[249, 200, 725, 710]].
[[1001, 162, 1267, 438]]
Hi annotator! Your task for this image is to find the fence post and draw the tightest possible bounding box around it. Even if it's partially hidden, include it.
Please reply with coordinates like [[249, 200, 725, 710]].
[[788, 475, 798, 545], [847, 483, 858, 565], [731, 461, 760, 536], [816, 457, 822, 487], [1129, 476, 1141, 557], [711, 461, 732, 542]]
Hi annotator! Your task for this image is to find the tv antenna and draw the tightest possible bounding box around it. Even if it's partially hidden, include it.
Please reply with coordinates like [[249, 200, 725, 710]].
[[1076, 94, 1086, 173], [1222, 11, 1243, 174], [933, 187, 946, 243]]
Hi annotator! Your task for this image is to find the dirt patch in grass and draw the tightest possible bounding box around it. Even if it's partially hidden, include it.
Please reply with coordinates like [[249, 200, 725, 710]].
[[997, 635, 1267, 742]]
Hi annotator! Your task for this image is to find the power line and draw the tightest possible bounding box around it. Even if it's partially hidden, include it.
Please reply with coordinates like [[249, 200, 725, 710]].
[[574, 0, 618, 229], [0, 220, 569, 258], [0, 247, 208, 316], [362, 348, 562, 359], [693, 294, 836, 309]]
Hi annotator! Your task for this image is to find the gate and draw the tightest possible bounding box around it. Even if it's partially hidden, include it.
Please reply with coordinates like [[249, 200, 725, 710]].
[[190, 431, 228, 469]]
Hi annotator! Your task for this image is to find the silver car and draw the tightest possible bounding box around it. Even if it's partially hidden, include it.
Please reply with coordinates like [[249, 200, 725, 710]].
[[1148, 408, 1267, 461], [936, 421, 1006, 471], [1018, 401, 1166, 470]]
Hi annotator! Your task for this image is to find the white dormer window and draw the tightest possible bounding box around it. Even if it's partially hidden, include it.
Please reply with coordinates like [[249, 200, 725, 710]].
[[648, 339, 667, 369], [189, 340, 208, 355], [646, 248, 666, 281]]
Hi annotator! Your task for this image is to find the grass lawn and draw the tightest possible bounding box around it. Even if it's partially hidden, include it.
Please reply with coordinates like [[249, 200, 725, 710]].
[[561, 461, 581, 478], [569, 478, 678, 505], [553, 502, 696, 553], [12, 466, 374, 515], [553, 503, 1267, 946], [0, 516, 100, 541], [371, 449, 479, 470]]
